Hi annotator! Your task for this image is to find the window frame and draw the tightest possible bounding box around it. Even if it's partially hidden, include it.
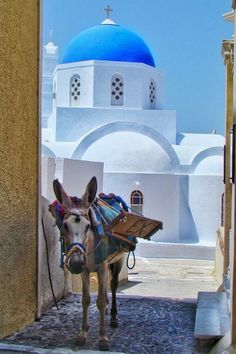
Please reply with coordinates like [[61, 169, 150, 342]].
[[70, 74, 81, 106], [111, 73, 124, 106], [130, 190, 143, 215], [149, 79, 156, 108]]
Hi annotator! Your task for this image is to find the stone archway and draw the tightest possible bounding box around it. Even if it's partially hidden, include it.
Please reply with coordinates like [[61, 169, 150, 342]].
[[190, 146, 223, 173], [42, 144, 56, 158], [71, 121, 180, 169]]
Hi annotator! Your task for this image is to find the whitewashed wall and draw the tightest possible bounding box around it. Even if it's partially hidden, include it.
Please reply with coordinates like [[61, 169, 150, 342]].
[[55, 63, 94, 107], [41, 157, 223, 259], [61, 158, 104, 197], [41, 157, 56, 202], [188, 175, 223, 244], [104, 172, 180, 243], [104, 172, 223, 247], [55, 60, 164, 110], [38, 196, 71, 317], [41, 157, 104, 202]]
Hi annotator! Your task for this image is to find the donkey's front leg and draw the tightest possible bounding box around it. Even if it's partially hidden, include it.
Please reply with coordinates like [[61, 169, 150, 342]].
[[78, 269, 90, 346], [97, 264, 109, 351]]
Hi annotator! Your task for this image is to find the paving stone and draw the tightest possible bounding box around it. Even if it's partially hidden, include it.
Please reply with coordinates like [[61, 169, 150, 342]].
[[0, 293, 214, 353]]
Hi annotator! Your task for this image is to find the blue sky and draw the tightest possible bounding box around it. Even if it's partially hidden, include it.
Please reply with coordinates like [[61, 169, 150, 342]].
[[43, 0, 233, 135]]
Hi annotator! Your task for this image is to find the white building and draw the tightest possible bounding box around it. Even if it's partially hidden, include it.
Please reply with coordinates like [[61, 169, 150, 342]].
[[42, 16, 224, 259]]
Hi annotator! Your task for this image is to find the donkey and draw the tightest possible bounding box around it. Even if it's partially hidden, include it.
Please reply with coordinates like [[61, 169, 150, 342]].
[[53, 176, 129, 351]]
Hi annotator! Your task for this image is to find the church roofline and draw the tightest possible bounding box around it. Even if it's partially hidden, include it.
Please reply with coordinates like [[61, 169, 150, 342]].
[[56, 59, 159, 71]]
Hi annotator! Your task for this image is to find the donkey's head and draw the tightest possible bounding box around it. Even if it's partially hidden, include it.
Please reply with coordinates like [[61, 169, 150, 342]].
[[53, 176, 97, 274]]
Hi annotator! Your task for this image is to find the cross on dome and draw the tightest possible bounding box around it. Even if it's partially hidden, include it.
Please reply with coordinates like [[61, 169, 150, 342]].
[[104, 5, 112, 19], [101, 5, 116, 25]]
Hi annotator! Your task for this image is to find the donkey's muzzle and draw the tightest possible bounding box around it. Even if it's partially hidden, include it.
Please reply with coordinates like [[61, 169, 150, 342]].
[[65, 243, 86, 274], [68, 253, 85, 274]]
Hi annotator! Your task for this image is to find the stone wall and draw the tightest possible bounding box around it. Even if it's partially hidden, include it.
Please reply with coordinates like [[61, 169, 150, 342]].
[[0, 1, 39, 338], [38, 197, 71, 317]]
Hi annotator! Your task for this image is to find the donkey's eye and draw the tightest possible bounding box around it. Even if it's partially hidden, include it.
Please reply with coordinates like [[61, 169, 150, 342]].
[[75, 216, 81, 223]]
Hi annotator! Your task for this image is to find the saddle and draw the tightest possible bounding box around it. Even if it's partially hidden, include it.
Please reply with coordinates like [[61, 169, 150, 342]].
[[49, 194, 136, 266], [49, 193, 163, 267]]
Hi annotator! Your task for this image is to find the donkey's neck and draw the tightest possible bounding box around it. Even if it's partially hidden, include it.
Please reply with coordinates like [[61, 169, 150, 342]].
[[84, 230, 97, 271]]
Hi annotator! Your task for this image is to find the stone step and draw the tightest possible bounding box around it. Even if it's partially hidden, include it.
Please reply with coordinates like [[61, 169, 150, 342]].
[[194, 291, 230, 339], [0, 343, 125, 353]]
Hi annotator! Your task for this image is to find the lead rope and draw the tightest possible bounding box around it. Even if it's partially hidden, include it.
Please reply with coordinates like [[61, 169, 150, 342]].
[[127, 250, 136, 270], [41, 217, 59, 310]]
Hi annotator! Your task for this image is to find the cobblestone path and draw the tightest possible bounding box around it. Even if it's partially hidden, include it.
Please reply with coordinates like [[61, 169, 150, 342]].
[[1, 293, 210, 354]]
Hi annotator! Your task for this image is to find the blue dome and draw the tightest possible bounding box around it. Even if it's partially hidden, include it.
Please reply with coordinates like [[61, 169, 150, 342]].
[[62, 23, 155, 67]]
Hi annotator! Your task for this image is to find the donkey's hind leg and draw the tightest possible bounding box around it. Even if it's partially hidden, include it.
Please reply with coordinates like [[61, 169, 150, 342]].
[[78, 269, 90, 346], [110, 256, 124, 328], [97, 264, 110, 351]]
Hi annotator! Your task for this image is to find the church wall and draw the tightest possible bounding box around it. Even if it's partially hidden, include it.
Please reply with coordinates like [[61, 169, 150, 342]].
[[188, 175, 223, 244], [92, 61, 164, 109], [178, 176, 199, 243], [55, 63, 94, 107], [103, 173, 181, 243], [103, 172, 223, 247], [55, 107, 176, 144], [0, 0, 39, 338]]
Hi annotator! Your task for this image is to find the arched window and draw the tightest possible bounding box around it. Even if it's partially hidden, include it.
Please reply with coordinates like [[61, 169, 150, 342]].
[[149, 80, 156, 108], [111, 74, 124, 106], [70, 74, 80, 106], [130, 190, 143, 215]]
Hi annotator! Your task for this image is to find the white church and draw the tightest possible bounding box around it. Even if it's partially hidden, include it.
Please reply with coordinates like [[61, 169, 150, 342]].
[[41, 10, 224, 259]]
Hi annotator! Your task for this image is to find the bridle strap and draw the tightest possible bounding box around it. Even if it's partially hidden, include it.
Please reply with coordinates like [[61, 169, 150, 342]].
[[65, 211, 89, 221], [66, 242, 86, 254], [65, 242, 86, 272]]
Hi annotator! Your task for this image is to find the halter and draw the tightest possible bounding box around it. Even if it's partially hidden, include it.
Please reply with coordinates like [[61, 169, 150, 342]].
[[64, 210, 90, 221], [62, 210, 90, 271], [65, 242, 86, 272]]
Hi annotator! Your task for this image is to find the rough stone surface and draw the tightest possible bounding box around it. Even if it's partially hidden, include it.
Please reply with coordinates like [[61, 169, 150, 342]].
[[0, 0, 39, 338], [1, 293, 211, 353]]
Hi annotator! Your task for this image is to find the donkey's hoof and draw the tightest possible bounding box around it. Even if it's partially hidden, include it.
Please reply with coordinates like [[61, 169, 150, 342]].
[[99, 338, 110, 351], [78, 333, 86, 346], [110, 318, 118, 328]]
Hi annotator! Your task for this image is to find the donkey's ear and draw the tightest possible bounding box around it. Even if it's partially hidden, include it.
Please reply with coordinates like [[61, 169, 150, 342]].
[[82, 176, 97, 208], [53, 179, 72, 210]]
